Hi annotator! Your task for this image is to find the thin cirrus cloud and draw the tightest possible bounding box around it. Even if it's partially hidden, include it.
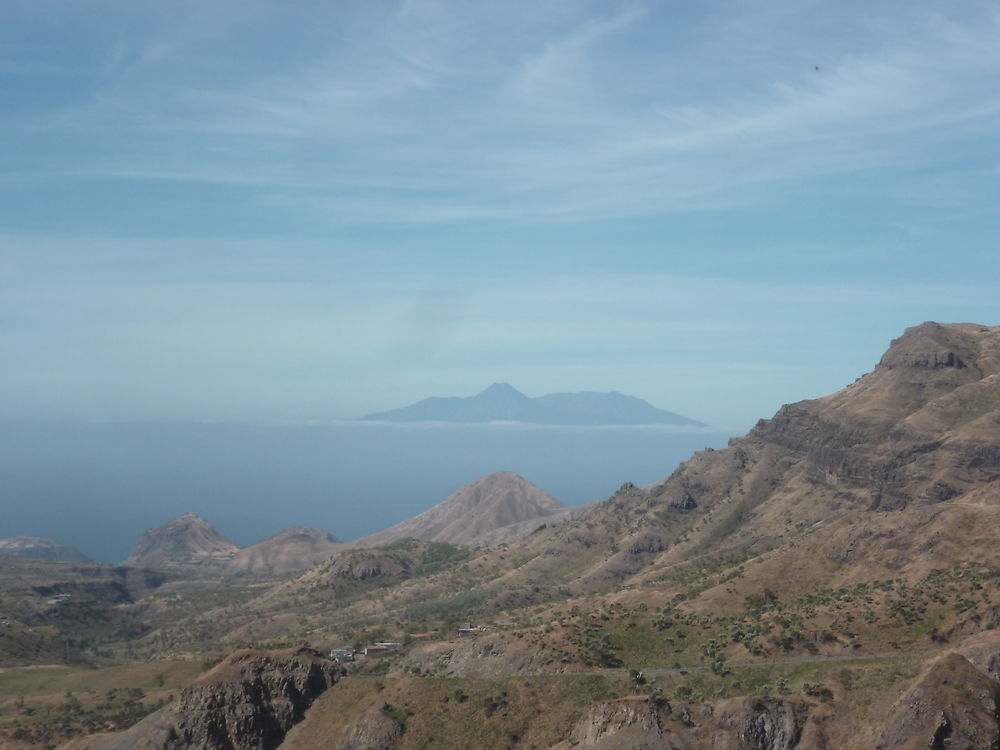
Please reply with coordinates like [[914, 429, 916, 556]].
[[6, 1, 997, 224], [1, 1, 999, 425]]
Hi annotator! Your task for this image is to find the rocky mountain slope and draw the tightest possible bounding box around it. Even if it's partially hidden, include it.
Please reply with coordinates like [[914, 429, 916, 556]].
[[361, 382, 703, 425], [353, 471, 582, 548], [121, 512, 239, 577], [440, 322, 1000, 598], [224, 527, 343, 578], [286, 321, 1000, 747], [7, 321, 1000, 750], [0, 536, 91, 563]]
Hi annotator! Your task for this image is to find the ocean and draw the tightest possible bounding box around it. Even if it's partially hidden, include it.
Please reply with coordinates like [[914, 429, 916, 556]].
[[0, 420, 736, 562]]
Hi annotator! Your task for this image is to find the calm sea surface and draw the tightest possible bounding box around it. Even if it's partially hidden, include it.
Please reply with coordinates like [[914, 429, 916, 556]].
[[0, 421, 736, 562]]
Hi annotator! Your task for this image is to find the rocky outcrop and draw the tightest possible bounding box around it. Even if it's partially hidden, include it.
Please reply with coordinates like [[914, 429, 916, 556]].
[[727, 698, 804, 750], [569, 696, 664, 747], [877, 321, 981, 371], [122, 513, 239, 577], [876, 652, 1000, 749], [67, 647, 343, 750]]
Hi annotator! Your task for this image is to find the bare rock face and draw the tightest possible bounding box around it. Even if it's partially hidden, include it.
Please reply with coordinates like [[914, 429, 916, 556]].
[[876, 652, 1000, 750], [71, 648, 342, 750], [729, 698, 804, 750], [571, 696, 664, 747], [122, 513, 239, 577], [877, 321, 981, 371]]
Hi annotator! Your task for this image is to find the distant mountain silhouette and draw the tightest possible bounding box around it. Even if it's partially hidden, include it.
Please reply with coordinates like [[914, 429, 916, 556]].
[[360, 383, 704, 426]]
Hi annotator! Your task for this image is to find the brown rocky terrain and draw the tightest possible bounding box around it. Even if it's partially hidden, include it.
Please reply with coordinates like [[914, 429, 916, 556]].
[[62, 648, 342, 750], [224, 527, 343, 578], [443, 322, 1000, 600], [6, 322, 1000, 750], [122, 513, 239, 578], [353, 471, 584, 548]]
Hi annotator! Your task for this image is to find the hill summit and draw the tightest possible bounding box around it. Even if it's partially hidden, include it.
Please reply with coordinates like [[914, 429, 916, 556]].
[[354, 471, 582, 548], [0, 536, 91, 563], [360, 383, 703, 426], [224, 527, 344, 578], [122, 512, 239, 577]]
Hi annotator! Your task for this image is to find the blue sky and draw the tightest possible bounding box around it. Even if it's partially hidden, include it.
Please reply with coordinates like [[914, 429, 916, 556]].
[[2, 0, 999, 429]]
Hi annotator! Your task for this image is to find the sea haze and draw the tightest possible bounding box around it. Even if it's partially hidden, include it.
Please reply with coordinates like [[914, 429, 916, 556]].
[[0, 420, 735, 563]]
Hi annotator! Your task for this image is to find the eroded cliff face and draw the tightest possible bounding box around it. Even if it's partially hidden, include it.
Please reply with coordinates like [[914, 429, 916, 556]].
[[66, 648, 342, 750], [549, 694, 825, 750]]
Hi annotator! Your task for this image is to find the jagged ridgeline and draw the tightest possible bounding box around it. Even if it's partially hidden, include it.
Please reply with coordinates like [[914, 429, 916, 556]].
[[5, 322, 1000, 750]]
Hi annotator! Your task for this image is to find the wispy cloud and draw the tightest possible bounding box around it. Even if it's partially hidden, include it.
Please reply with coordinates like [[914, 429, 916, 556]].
[[6, 1, 998, 224], [2, 2, 999, 425]]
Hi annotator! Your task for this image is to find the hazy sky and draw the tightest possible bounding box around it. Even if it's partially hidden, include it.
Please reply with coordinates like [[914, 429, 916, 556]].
[[3, 0, 999, 429]]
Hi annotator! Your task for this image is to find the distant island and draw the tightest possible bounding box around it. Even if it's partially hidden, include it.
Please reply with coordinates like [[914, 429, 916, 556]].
[[359, 382, 704, 426]]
